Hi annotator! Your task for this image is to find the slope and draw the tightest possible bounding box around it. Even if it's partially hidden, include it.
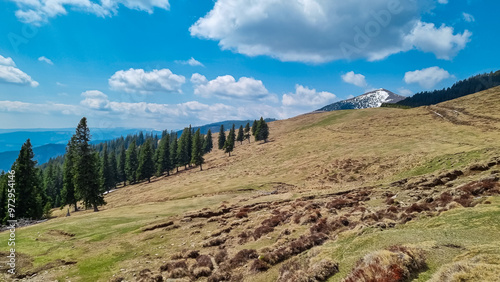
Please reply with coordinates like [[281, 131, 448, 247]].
[[317, 88, 405, 111], [1, 86, 500, 281]]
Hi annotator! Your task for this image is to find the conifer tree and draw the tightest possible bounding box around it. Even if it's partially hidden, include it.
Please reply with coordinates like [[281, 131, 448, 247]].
[[244, 123, 251, 143], [255, 117, 270, 142], [203, 129, 213, 153], [61, 137, 78, 212], [251, 120, 258, 136], [12, 139, 44, 219], [170, 134, 179, 173], [100, 144, 114, 192], [236, 125, 244, 145], [125, 140, 139, 184], [72, 118, 105, 212], [218, 125, 226, 150], [109, 152, 118, 189], [156, 134, 171, 176], [117, 145, 127, 186], [0, 172, 8, 223], [137, 138, 155, 183], [224, 126, 236, 156], [187, 125, 193, 167], [177, 128, 190, 169], [191, 129, 204, 171]]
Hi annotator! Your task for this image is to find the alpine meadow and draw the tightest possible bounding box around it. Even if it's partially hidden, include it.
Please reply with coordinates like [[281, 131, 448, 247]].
[[1, 0, 500, 282]]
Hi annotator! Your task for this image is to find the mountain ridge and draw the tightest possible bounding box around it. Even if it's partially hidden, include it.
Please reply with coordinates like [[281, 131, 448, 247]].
[[317, 88, 405, 112]]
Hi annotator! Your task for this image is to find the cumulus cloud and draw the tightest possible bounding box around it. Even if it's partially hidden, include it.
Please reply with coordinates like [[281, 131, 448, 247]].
[[404, 66, 451, 89], [462, 12, 475, 22], [38, 56, 53, 65], [109, 68, 185, 94], [403, 21, 471, 60], [176, 57, 204, 67], [0, 54, 39, 87], [192, 73, 270, 100], [397, 87, 413, 96], [0, 100, 80, 115], [282, 84, 336, 107], [341, 71, 368, 88], [190, 0, 470, 63], [10, 0, 170, 25], [80, 90, 110, 110]]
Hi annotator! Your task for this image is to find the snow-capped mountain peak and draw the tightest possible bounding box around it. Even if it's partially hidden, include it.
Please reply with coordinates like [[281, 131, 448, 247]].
[[317, 89, 405, 112]]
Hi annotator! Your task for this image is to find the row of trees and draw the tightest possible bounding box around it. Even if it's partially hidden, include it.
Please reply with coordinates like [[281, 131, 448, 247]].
[[0, 117, 271, 222]]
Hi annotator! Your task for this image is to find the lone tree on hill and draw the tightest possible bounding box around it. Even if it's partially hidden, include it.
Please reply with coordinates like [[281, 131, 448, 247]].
[[255, 117, 270, 142], [244, 122, 251, 143], [236, 125, 244, 145], [72, 117, 105, 212], [125, 140, 139, 184], [137, 138, 155, 183], [203, 129, 213, 153], [191, 129, 205, 171], [224, 126, 236, 156], [218, 125, 226, 150]]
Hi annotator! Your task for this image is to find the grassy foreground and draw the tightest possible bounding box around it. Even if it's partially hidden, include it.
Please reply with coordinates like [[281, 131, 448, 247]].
[[1, 86, 500, 281]]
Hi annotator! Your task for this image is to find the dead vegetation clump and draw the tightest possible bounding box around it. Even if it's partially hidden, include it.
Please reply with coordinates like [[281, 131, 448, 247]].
[[262, 232, 328, 265], [203, 236, 228, 248], [250, 259, 271, 272], [229, 249, 258, 268], [277, 258, 339, 282], [343, 245, 426, 282]]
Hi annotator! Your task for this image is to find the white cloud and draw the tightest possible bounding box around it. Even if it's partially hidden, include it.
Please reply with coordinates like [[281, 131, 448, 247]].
[[109, 68, 185, 94], [80, 90, 110, 110], [404, 66, 451, 89], [0, 100, 80, 114], [176, 57, 204, 67], [0, 54, 38, 87], [341, 71, 368, 88], [438, 0, 448, 4], [462, 12, 475, 22], [190, 1, 469, 63], [192, 74, 270, 100], [403, 21, 471, 60], [282, 84, 336, 107], [38, 56, 53, 65], [10, 0, 170, 25]]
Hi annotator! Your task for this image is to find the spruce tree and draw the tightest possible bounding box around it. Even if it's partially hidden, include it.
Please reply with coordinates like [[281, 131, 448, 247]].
[[12, 139, 44, 219], [224, 127, 235, 157], [117, 145, 127, 186], [203, 129, 213, 153], [62, 137, 78, 212], [244, 122, 251, 143], [191, 129, 204, 171], [255, 117, 270, 142], [251, 120, 258, 136], [236, 125, 244, 145], [0, 173, 8, 223], [100, 144, 114, 192], [125, 140, 139, 184], [218, 125, 226, 150], [170, 135, 179, 173], [156, 134, 171, 176], [72, 118, 105, 212], [109, 152, 118, 189], [187, 125, 193, 167], [177, 128, 190, 169], [137, 138, 155, 183]]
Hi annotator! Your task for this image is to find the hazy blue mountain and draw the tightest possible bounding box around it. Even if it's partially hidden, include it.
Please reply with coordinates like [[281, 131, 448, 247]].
[[0, 144, 66, 172], [176, 119, 277, 136]]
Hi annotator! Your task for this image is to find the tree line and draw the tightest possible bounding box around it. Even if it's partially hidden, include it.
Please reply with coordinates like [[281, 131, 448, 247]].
[[0, 117, 270, 222]]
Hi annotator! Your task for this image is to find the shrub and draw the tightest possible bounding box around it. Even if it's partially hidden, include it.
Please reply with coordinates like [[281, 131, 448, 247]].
[[203, 236, 227, 247], [192, 267, 212, 278], [235, 211, 248, 218], [253, 225, 274, 239], [250, 259, 271, 272], [229, 249, 258, 268], [214, 249, 227, 264]]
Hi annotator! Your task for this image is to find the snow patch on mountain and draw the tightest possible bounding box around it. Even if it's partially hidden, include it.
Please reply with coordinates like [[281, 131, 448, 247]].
[[317, 89, 405, 112]]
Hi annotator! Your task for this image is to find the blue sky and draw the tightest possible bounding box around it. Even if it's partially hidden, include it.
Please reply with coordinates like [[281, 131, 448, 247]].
[[0, 0, 498, 130]]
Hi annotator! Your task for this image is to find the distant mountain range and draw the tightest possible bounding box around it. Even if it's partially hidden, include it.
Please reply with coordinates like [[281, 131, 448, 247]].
[[317, 89, 405, 112], [0, 144, 66, 172]]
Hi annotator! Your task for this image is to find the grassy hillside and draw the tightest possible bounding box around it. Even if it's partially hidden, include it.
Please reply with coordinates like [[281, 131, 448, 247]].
[[1, 86, 500, 281]]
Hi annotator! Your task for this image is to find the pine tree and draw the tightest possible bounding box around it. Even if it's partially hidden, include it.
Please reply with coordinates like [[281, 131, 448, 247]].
[[156, 134, 171, 176], [178, 128, 191, 169], [137, 139, 155, 183], [170, 135, 179, 173], [244, 122, 251, 143], [61, 137, 78, 212], [224, 126, 236, 156], [236, 125, 244, 145], [109, 152, 118, 189], [117, 145, 127, 186], [125, 140, 139, 184], [218, 125, 226, 150], [251, 120, 258, 136], [255, 117, 270, 142], [43, 163, 58, 207], [72, 118, 105, 212], [100, 144, 114, 192], [191, 129, 204, 171], [12, 139, 44, 219], [203, 129, 213, 153]]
